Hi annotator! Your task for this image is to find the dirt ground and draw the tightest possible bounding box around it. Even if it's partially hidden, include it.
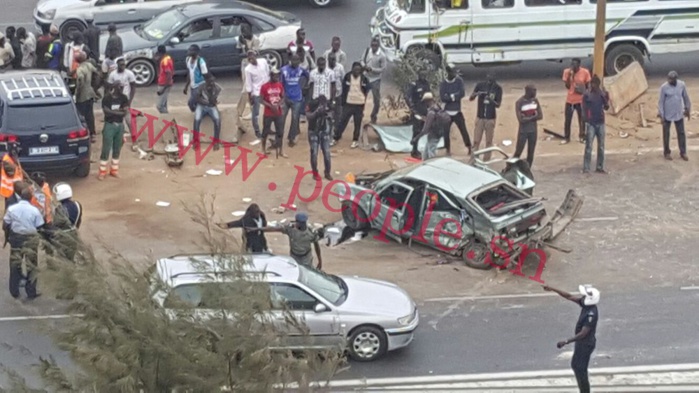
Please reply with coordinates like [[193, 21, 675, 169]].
[[60, 74, 699, 301]]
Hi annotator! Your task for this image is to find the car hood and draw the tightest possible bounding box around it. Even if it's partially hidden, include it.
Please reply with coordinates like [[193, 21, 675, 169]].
[[37, 0, 82, 13], [337, 276, 414, 318], [99, 26, 154, 60]]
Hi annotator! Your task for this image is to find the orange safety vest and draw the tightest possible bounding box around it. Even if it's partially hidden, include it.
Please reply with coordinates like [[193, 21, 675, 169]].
[[0, 154, 23, 199], [31, 183, 53, 224]]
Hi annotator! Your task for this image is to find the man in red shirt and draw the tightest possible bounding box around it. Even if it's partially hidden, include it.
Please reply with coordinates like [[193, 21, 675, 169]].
[[561, 58, 591, 144], [287, 28, 315, 63], [156, 45, 174, 114], [260, 68, 286, 158]]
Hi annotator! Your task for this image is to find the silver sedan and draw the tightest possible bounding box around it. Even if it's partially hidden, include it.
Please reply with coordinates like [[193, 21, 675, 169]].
[[152, 253, 420, 362]]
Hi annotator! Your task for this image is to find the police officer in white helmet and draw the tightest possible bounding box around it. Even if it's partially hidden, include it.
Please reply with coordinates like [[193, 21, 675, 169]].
[[51, 183, 82, 263]]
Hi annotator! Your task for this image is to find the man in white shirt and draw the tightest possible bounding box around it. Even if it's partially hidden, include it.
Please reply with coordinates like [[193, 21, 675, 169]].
[[323, 36, 347, 68], [107, 57, 136, 103], [309, 57, 336, 102], [244, 50, 270, 139], [327, 53, 344, 136]]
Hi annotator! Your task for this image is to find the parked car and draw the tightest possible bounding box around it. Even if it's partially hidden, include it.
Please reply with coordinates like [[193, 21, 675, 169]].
[[151, 253, 419, 362], [34, 0, 202, 39], [0, 71, 91, 177], [98, 2, 300, 86], [338, 157, 583, 270], [252, 0, 338, 8]]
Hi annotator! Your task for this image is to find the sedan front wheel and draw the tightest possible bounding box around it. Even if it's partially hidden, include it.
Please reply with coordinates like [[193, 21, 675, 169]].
[[348, 325, 387, 362], [261, 50, 283, 71], [128, 59, 156, 87]]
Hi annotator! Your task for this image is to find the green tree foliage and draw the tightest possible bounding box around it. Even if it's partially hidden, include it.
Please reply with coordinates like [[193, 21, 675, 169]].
[[385, 48, 446, 120], [3, 195, 344, 392]]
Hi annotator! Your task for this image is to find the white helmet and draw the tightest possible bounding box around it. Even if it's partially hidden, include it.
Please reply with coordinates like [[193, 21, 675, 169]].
[[53, 182, 73, 201]]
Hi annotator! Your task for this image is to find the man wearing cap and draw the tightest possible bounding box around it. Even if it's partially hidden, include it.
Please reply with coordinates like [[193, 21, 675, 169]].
[[544, 284, 599, 393], [245, 50, 271, 140], [45, 25, 62, 71], [256, 213, 323, 269], [105, 23, 123, 58], [412, 93, 451, 160], [659, 70, 691, 161]]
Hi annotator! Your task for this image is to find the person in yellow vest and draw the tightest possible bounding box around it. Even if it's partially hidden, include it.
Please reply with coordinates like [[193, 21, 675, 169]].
[[1, 143, 24, 209], [29, 172, 53, 225]]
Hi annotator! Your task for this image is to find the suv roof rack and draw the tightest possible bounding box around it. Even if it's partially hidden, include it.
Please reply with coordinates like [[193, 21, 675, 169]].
[[0, 74, 68, 101], [170, 270, 281, 279]]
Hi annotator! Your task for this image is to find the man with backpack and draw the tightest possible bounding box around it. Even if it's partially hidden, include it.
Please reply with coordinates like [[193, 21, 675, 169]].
[[75, 52, 100, 143], [183, 45, 208, 113], [411, 93, 450, 160]]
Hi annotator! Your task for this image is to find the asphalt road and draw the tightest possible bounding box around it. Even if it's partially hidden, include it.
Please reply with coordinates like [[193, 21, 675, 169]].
[[2, 287, 699, 388]]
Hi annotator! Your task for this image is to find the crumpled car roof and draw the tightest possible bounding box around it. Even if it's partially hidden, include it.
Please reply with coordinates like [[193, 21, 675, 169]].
[[378, 157, 504, 198]]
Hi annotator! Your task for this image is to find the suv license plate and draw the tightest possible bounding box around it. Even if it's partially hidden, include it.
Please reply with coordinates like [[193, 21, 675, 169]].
[[29, 146, 59, 156]]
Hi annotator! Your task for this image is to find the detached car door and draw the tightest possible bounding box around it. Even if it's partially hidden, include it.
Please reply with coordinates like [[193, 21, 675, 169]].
[[269, 283, 341, 350]]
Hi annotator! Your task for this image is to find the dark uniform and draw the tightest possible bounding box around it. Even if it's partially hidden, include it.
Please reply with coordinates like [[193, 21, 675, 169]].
[[226, 214, 268, 253], [406, 78, 431, 158], [572, 298, 598, 393], [3, 199, 44, 299]]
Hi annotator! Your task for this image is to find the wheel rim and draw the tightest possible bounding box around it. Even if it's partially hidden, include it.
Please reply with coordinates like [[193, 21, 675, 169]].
[[263, 52, 280, 70], [463, 240, 491, 268], [352, 331, 381, 359], [130, 63, 152, 85], [614, 53, 635, 74], [313, 0, 331, 5]]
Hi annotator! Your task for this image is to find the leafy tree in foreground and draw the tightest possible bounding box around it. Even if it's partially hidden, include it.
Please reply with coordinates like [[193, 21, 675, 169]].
[[4, 195, 344, 392]]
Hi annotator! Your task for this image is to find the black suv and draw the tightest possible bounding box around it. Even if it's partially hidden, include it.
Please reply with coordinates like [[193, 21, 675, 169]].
[[0, 71, 90, 177]]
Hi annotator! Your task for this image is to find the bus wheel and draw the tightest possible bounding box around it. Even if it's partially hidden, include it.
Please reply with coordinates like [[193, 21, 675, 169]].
[[605, 44, 644, 76]]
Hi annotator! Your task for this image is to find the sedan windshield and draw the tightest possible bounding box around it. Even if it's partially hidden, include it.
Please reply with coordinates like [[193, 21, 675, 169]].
[[298, 264, 346, 305], [143, 9, 186, 40]]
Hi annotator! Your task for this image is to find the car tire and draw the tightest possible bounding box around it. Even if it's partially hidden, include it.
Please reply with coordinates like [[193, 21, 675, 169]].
[[341, 201, 370, 231], [308, 0, 334, 7], [128, 59, 156, 87], [60, 20, 86, 41], [604, 44, 644, 76], [74, 161, 90, 178], [261, 50, 283, 71], [348, 325, 387, 362], [462, 237, 495, 270]]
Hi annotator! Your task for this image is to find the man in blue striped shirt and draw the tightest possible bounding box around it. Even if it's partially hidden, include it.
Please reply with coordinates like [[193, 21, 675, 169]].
[[3, 188, 44, 299]]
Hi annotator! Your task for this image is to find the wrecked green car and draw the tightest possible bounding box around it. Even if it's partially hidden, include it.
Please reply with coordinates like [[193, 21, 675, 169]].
[[336, 157, 582, 269]]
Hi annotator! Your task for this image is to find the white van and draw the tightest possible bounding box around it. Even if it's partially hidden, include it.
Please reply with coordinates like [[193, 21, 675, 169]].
[[370, 0, 699, 74]]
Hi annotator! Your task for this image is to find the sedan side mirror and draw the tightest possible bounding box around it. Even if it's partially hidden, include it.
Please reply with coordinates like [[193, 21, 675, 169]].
[[169, 37, 180, 45], [314, 303, 328, 313]]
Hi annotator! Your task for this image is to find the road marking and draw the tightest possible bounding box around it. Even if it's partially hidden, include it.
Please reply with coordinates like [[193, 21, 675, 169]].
[[0, 314, 83, 322], [680, 286, 699, 291], [325, 364, 699, 388], [424, 293, 570, 302], [576, 216, 619, 222], [538, 144, 699, 157]]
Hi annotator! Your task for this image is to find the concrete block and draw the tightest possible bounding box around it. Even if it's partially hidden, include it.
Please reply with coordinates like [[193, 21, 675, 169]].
[[604, 61, 648, 115]]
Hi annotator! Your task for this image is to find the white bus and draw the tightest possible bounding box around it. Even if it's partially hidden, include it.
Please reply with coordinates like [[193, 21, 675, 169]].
[[370, 0, 699, 75]]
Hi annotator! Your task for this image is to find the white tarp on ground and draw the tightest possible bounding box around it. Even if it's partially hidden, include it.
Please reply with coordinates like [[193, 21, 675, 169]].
[[367, 124, 445, 153]]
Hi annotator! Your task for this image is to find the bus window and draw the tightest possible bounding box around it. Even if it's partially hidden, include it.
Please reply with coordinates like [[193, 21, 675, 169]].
[[482, 0, 514, 8], [437, 0, 469, 9], [525, 0, 581, 6]]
